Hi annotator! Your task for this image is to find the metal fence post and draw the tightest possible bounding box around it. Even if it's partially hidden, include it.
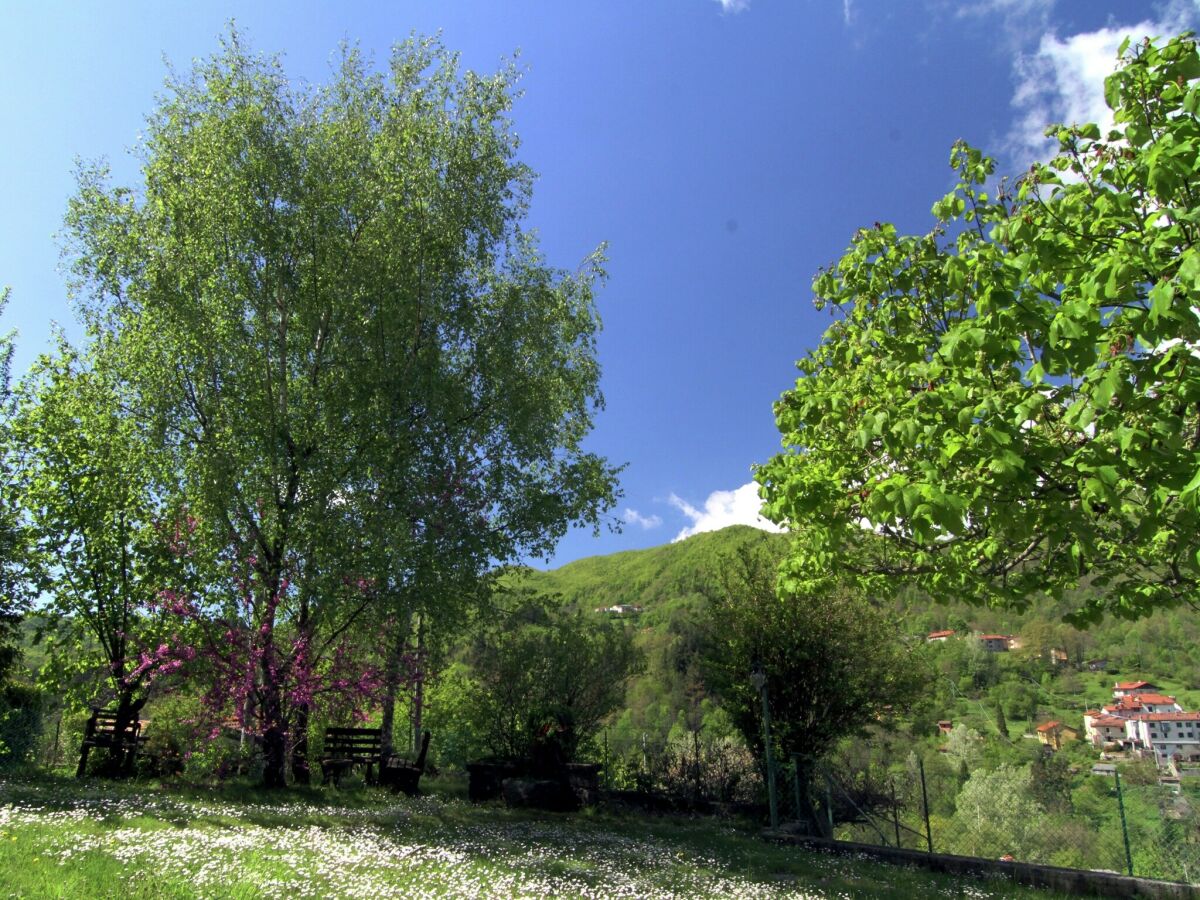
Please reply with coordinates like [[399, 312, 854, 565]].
[[918, 757, 933, 854], [1115, 769, 1134, 877], [891, 778, 901, 848], [752, 670, 779, 829]]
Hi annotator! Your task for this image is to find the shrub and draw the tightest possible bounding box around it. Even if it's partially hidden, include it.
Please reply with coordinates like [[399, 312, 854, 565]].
[[463, 594, 643, 764], [0, 684, 44, 770]]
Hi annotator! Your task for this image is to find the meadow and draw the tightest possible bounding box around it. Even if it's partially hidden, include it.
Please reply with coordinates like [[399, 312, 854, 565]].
[[0, 774, 1060, 899]]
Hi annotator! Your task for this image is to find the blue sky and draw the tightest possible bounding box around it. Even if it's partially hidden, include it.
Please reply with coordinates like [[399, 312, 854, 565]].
[[2, 0, 1197, 567]]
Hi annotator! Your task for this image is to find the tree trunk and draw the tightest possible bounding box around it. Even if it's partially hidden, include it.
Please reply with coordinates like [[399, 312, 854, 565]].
[[380, 610, 412, 759], [291, 703, 311, 785], [290, 596, 312, 785], [112, 686, 141, 778], [410, 615, 425, 755], [261, 685, 288, 789], [259, 605, 288, 788]]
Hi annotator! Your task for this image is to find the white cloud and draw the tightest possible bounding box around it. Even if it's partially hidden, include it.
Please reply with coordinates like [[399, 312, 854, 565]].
[[1007, 2, 1199, 164], [621, 508, 663, 530], [955, 0, 1054, 24], [714, 0, 750, 14], [669, 482, 785, 542]]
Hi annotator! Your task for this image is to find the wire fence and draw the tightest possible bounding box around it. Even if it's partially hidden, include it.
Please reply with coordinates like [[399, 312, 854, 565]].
[[598, 729, 764, 808], [598, 729, 1199, 886], [780, 750, 1199, 885]]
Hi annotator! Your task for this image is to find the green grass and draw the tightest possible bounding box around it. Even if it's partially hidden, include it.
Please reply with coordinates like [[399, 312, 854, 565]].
[[0, 772, 1068, 899]]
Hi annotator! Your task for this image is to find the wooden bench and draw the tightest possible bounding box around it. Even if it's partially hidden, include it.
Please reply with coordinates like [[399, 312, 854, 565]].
[[319, 727, 383, 786], [75, 707, 143, 778], [381, 730, 432, 796]]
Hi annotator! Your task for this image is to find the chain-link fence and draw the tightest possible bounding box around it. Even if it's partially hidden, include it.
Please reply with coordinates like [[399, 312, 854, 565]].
[[596, 728, 1198, 885], [598, 729, 764, 809], [764, 747, 1200, 886]]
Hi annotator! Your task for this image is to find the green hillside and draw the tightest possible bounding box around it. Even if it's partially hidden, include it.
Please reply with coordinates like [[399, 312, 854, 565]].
[[496, 526, 788, 749], [497, 525, 1200, 753], [508, 525, 784, 610]]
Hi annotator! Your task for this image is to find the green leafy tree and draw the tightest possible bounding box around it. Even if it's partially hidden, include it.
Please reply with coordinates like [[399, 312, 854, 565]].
[[700, 541, 925, 834], [0, 289, 34, 763], [944, 723, 984, 772], [12, 339, 182, 760], [1029, 746, 1072, 813], [757, 34, 1200, 623], [0, 292, 24, 686], [62, 30, 620, 786], [462, 593, 643, 765], [947, 764, 1046, 860]]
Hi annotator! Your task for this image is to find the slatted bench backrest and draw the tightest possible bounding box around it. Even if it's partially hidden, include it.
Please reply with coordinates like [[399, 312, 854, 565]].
[[85, 709, 140, 746], [76, 708, 143, 778], [323, 727, 382, 762]]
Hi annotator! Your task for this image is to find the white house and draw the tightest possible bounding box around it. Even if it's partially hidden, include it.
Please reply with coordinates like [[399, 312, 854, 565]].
[[1127, 712, 1200, 764], [1083, 711, 1129, 748], [1112, 680, 1160, 698], [977, 634, 1011, 653], [1125, 693, 1182, 714]]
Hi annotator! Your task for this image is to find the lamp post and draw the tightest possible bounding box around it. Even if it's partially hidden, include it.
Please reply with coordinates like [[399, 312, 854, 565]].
[[751, 667, 779, 828]]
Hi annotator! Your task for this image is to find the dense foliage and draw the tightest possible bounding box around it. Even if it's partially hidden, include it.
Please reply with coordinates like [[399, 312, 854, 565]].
[[12, 339, 180, 735], [758, 34, 1200, 623], [455, 593, 643, 764], [699, 540, 925, 832], [0, 291, 26, 682], [56, 29, 618, 786]]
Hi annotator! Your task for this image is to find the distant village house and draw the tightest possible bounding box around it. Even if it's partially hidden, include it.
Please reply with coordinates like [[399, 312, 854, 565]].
[[1036, 721, 1079, 750], [594, 604, 643, 616], [1112, 680, 1160, 697], [1083, 683, 1199, 765]]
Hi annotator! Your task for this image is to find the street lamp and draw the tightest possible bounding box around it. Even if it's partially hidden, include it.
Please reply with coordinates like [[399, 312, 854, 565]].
[[751, 666, 779, 828]]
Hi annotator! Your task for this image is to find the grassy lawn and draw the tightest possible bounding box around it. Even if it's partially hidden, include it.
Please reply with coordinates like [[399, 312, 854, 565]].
[[0, 773, 1069, 899]]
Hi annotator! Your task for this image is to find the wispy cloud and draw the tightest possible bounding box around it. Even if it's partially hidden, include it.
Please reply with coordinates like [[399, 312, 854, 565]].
[[668, 482, 784, 542], [955, 0, 1054, 25], [621, 508, 663, 530], [843, 0, 853, 26], [1006, 1, 1199, 165], [714, 0, 750, 14]]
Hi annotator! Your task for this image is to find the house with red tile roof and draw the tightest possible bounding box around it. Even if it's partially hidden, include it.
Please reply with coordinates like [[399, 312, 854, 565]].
[[926, 630, 955, 642], [1036, 720, 1079, 750], [1126, 693, 1181, 712], [1113, 680, 1160, 698], [1083, 711, 1129, 747], [977, 634, 1012, 652]]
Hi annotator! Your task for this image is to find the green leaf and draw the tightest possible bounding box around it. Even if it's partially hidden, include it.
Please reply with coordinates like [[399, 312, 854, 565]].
[[1127, 123, 1151, 146], [1149, 280, 1175, 324], [1181, 464, 1200, 497]]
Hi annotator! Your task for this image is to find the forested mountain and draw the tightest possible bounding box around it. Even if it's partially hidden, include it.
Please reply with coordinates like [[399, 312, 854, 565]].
[[504, 526, 1200, 747]]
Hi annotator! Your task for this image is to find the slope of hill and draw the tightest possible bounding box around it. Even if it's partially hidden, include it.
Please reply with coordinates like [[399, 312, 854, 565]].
[[497, 525, 1200, 749], [507, 524, 785, 612]]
